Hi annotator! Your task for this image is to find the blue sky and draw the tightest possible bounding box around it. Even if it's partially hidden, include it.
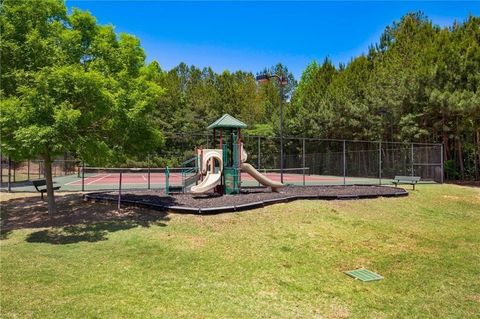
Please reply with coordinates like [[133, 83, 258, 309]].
[[67, 1, 478, 79]]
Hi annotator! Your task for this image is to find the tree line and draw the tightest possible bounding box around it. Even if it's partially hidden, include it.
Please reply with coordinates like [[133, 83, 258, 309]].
[[151, 13, 479, 180], [288, 13, 479, 181], [1, 0, 478, 212]]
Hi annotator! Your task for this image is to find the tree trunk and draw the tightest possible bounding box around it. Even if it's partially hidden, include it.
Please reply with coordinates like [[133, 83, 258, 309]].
[[442, 111, 449, 162], [474, 141, 479, 180], [476, 130, 480, 181], [63, 152, 68, 176], [43, 154, 56, 214], [442, 132, 449, 162]]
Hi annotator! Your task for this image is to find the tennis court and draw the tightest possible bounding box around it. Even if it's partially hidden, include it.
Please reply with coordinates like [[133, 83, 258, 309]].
[[0, 136, 443, 193], [1, 166, 403, 192]]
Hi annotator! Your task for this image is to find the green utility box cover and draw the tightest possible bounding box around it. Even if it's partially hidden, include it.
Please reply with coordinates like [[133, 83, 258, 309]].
[[224, 167, 240, 195], [345, 268, 384, 282]]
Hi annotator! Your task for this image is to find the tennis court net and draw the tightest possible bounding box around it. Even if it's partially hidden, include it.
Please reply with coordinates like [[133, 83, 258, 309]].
[[79, 167, 174, 178]]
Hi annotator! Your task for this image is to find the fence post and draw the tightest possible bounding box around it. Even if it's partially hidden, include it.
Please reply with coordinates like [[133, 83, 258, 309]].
[[117, 172, 122, 210], [63, 154, 67, 176], [257, 136, 261, 169], [147, 154, 151, 190], [8, 157, 11, 192], [27, 160, 30, 180], [411, 143, 414, 177], [343, 140, 346, 186], [0, 151, 3, 185], [81, 161, 85, 192], [379, 142, 382, 185], [165, 166, 170, 195], [440, 143, 444, 184], [302, 138, 306, 186]]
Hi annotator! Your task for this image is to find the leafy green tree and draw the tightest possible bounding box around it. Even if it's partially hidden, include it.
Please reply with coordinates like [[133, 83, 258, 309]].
[[0, 0, 164, 213]]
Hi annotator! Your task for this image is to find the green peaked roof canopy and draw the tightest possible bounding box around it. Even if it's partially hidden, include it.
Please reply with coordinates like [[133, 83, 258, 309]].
[[207, 114, 248, 129]]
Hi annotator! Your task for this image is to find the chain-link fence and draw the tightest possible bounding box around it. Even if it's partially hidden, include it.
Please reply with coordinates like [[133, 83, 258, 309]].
[[0, 134, 443, 192], [1, 155, 78, 191]]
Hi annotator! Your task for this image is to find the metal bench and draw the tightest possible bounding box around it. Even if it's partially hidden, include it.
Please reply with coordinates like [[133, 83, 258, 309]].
[[32, 179, 61, 200], [392, 176, 421, 190]]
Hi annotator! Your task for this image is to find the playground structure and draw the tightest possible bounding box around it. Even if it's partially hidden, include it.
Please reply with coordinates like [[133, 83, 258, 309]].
[[190, 149, 223, 193], [187, 114, 284, 195]]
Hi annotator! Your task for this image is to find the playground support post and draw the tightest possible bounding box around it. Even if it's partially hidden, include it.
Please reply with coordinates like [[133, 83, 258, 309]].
[[379, 141, 382, 185], [302, 138, 306, 186], [343, 140, 346, 186]]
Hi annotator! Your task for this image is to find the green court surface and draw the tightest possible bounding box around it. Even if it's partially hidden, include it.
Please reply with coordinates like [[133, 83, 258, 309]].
[[0, 172, 432, 193]]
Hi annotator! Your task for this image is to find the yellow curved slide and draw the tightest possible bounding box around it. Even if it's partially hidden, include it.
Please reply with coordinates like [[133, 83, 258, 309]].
[[241, 163, 284, 192]]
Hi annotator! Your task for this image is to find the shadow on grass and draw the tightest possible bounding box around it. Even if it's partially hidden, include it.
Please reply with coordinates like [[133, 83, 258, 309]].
[[1, 193, 171, 243], [0, 229, 12, 240], [26, 219, 167, 244]]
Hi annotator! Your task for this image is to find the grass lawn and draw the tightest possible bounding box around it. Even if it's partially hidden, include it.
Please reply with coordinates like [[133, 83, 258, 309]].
[[1, 185, 479, 318]]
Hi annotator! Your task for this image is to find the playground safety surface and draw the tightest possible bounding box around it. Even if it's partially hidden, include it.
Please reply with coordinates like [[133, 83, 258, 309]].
[[85, 185, 408, 214]]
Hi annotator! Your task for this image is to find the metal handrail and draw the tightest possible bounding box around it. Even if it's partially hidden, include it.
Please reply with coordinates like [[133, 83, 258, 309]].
[[181, 156, 198, 193]]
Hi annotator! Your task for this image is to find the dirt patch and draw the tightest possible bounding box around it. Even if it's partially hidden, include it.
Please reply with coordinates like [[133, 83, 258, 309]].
[[0, 193, 169, 236], [0, 192, 39, 202], [470, 294, 480, 303], [327, 301, 351, 319], [175, 234, 208, 250], [447, 181, 480, 188]]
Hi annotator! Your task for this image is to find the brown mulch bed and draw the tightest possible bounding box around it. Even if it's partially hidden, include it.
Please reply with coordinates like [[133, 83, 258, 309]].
[[87, 185, 407, 213]]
